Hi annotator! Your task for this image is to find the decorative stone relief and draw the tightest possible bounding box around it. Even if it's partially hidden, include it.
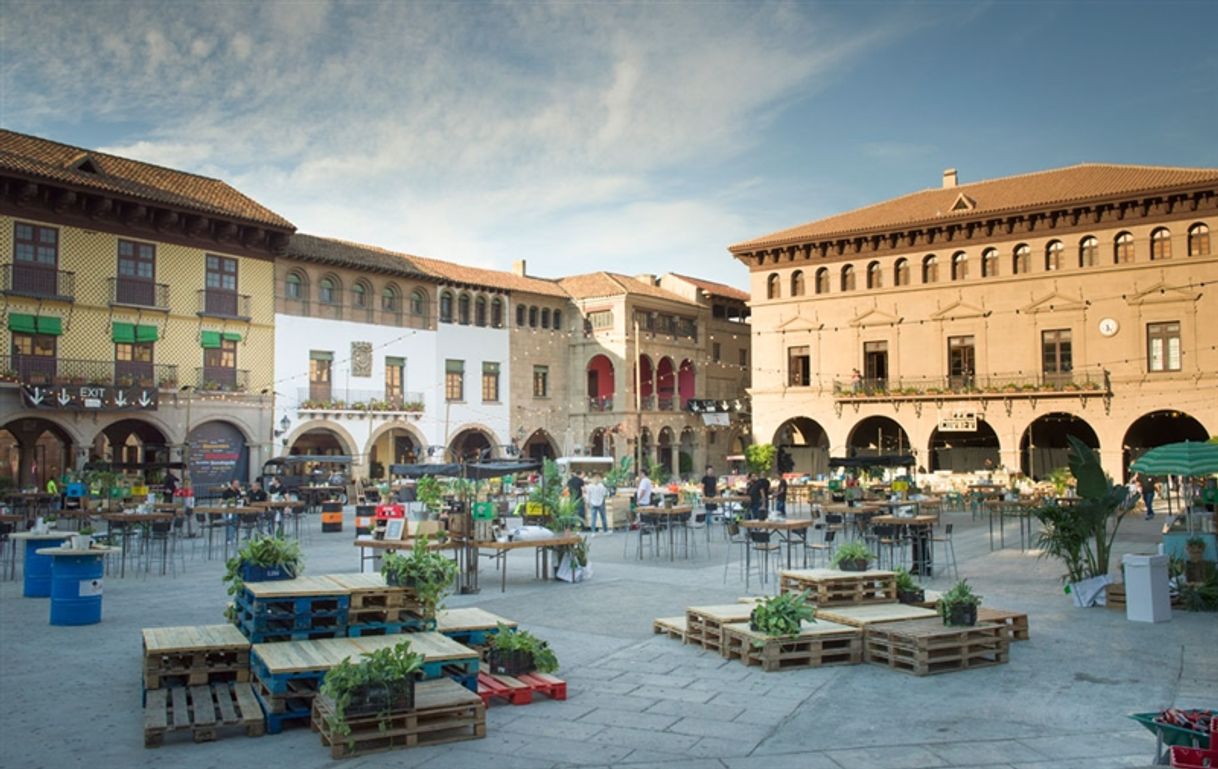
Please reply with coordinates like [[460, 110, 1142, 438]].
[[351, 341, 372, 377]]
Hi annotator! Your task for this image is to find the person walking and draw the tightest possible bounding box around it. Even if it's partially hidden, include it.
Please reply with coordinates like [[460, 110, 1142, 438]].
[[585, 474, 609, 534], [701, 465, 718, 519], [567, 471, 586, 527], [774, 475, 788, 516], [1138, 473, 1157, 519], [746, 473, 770, 520]]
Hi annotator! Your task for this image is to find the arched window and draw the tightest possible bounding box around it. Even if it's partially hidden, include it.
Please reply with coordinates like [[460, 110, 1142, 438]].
[[541, 308, 551, 329], [475, 296, 487, 326], [790, 270, 805, 296], [1114, 231, 1134, 264], [457, 293, 471, 324], [439, 291, 454, 323], [893, 259, 909, 287], [1045, 241, 1063, 271], [840, 264, 855, 292], [552, 310, 562, 330], [516, 304, 526, 326], [982, 248, 998, 277], [1079, 236, 1098, 267], [951, 251, 968, 281], [528, 306, 538, 327], [1012, 244, 1029, 275], [1150, 227, 1171, 261], [491, 298, 504, 328], [318, 276, 338, 304], [381, 284, 399, 312], [867, 261, 882, 289], [815, 267, 830, 294], [921, 255, 938, 283], [1188, 223, 1211, 256], [351, 280, 369, 308], [409, 288, 426, 316], [285, 271, 305, 300], [766, 273, 780, 299]]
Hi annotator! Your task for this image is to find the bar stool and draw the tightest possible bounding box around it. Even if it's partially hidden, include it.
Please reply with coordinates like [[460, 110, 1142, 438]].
[[803, 529, 837, 567], [930, 523, 959, 580]]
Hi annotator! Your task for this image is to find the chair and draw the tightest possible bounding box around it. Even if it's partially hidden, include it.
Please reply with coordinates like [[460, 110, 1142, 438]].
[[745, 529, 781, 591], [624, 508, 659, 560], [803, 529, 837, 567], [143, 519, 186, 577], [0, 521, 15, 581], [930, 523, 959, 580], [722, 516, 749, 584]]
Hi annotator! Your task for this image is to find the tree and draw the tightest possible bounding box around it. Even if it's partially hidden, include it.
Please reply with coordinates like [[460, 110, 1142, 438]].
[[745, 443, 777, 475]]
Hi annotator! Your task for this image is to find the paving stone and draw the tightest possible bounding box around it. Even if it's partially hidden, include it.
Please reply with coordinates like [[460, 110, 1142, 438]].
[[927, 739, 1051, 766], [599, 657, 681, 675], [612, 671, 699, 690], [826, 744, 948, 769], [724, 752, 848, 769], [685, 735, 764, 759], [1016, 732, 1153, 760], [630, 684, 718, 704], [588, 726, 702, 754], [565, 690, 660, 712], [500, 713, 606, 740], [615, 749, 730, 768], [1009, 756, 1152, 769], [646, 699, 746, 722], [578, 707, 681, 731], [668, 716, 772, 743]]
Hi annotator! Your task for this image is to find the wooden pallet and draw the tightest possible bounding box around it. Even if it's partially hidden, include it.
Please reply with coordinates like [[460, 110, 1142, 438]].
[[311, 678, 485, 758], [1106, 582, 1126, 610], [864, 618, 1009, 676], [685, 604, 755, 653], [476, 671, 567, 706], [910, 590, 942, 609], [652, 616, 687, 642], [436, 608, 518, 646], [976, 608, 1030, 641], [722, 621, 862, 671], [779, 568, 898, 606], [142, 625, 251, 690], [815, 603, 938, 628], [144, 681, 264, 748]]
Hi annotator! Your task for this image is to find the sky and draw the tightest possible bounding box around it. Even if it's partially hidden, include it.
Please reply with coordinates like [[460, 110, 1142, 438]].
[[2, 0, 1216, 289]]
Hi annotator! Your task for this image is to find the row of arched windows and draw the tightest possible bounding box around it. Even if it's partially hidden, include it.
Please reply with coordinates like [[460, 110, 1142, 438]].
[[284, 270, 429, 316], [766, 223, 1211, 298], [439, 290, 504, 327], [515, 304, 564, 331]]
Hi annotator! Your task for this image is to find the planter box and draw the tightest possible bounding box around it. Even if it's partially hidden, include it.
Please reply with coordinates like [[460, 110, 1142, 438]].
[[239, 563, 295, 583], [487, 648, 533, 677], [346, 678, 416, 717], [942, 603, 978, 627]]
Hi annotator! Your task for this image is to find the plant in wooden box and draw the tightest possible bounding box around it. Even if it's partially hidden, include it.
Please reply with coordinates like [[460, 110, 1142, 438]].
[[894, 567, 925, 604], [487, 623, 559, 676], [380, 535, 458, 618], [830, 540, 873, 572], [1034, 435, 1135, 607], [321, 640, 424, 746], [223, 535, 302, 596], [749, 590, 815, 645], [939, 579, 981, 626]]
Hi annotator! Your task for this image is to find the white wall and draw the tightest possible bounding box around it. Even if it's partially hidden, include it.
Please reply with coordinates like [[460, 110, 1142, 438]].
[[431, 322, 511, 454]]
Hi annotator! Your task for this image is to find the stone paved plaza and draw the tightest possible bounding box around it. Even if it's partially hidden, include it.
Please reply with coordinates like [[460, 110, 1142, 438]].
[[1, 509, 1213, 769]]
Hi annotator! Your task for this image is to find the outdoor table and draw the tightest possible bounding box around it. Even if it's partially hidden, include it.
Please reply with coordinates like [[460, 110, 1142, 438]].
[[11, 531, 74, 593], [871, 514, 938, 576], [352, 536, 461, 573], [252, 500, 303, 538], [194, 506, 261, 560], [101, 512, 174, 577], [983, 500, 1034, 551], [739, 518, 814, 569], [636, 505, 693, 561], [473, 534, 582, 592], [298, 485, 343, 514], [36, 545, 119, 625], [435, 607, 518, 645]]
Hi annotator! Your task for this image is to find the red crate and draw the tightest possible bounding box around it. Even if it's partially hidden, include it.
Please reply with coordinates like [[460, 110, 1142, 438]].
[[375, 503, 405, 520], [1170, 746, 1218, 769]]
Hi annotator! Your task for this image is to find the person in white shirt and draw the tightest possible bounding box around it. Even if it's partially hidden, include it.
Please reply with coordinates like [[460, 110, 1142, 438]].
[[585, 475, 609, 533], [636, 469, 653, 508]]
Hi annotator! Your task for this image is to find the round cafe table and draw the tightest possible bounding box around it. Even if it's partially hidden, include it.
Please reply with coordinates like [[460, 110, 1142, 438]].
[[11, 531, 75, 595], [36, 545, 119, 625]]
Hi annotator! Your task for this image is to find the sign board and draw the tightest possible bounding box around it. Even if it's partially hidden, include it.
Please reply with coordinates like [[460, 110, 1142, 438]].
[[937, 411, 978, 432], [21, 385, 158, 411], [473, 501, 495, 520], [187, 421, 248, 488]]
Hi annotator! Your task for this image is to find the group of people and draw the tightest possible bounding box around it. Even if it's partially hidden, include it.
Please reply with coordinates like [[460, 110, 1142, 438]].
[[566, 471, 610, 533]]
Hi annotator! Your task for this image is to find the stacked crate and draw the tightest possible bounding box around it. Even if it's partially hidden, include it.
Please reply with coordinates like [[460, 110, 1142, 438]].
[[234, 577, 350, 643]]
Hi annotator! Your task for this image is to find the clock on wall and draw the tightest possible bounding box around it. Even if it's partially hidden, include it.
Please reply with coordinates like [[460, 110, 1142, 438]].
[[1098, 318, 1119, 337]]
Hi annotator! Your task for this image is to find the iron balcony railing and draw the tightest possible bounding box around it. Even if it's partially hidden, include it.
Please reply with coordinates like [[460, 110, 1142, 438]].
[[295, 387, 425, 412], [108, 277, 169, 310], [657, 396, 675, 411], [1, 264, 75, 301], [195, 367, 250, 392], [197, 289, 252, 320], [588, 395, 615, 412], [0, 355, 178, 389], [832, 367, 1110, 398]]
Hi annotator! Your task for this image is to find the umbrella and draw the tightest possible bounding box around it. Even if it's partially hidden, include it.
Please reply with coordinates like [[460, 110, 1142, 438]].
[[1130, 441, 1218, 476]]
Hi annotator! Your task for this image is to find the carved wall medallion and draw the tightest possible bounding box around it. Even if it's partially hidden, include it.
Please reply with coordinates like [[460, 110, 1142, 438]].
[[351, 341, 372, 377]]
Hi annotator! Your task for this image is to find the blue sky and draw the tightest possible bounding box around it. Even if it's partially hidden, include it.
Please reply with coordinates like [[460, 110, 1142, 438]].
[[2, 0, 1215, 288]]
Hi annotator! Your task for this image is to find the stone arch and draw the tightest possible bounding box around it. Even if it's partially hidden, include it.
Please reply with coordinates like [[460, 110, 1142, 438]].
[[283, 419, 358, 457], [95, 417, 172, 466], [656, 357, 675, 409], [365, 422, 428, 476], [846, 415, 912, 457], [1018, 412, 1100, 479], [928, 418, 1000, 473], [522, 429, 559, 461], [0, 415, 76, 487], [448, 424, 499, 462], [773, 416, 830, 477], [1122, 410, 1209, 481]]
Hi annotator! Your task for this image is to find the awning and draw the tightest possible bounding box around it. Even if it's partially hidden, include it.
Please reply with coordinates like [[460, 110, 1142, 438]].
[[200, 331, 221, 349], [135, 324, 159, 343], [112, 322, 135, 343], [829, 455, 917, 469], [222, 332, 242, 342], [36, 316, 62, 335], [7, 313, 36, 333], [389, 459, 541, 480]]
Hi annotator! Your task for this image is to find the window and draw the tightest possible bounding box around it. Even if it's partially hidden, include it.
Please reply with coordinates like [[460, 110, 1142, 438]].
[[115, 341, 154, 385], [815, 267, 830, 294], [787, 346, 810, 387], [116, 240, 156, 305], [893, 259, 909, 287], [552, 310, 562, 330], [533, 365, 549, 398], [516, 304, 527, 326], [481, 362, 500, 402], [318, 276, 337, 304], [840, 264, 855, 291], [528, 306, 538, 327], [351, 280, 368, 308], [766, 273, 780, 299], [588, 310, 612, 329], [1012, 244, 1030, 275], [1150, 228, 1171, 261], [382, 285, 399, 312], [13, 222, 58, 267], [309, 350, 332, 400], [712, 342, 721, 361], [1079, 236, 1098, 267], [458, 293, 471, 324], [204, 338, 238, 388], [864, 341, 888, 388], [947, 336, 975, 387], [541, 308, 550, 329], [1041, 329, 1072, 383], [445, 359, 464, 401], [1045, 241, 1063, 271], [385, 356, 404, 406], [475, 296, 487, 327], [922, 255, 938, 283], [1147, 322, 1181, 372], [439, 291, 454, 323], [791, 270, 805, 296], [1188, 223, 1211, 256], [867, 261, 882, 289], [739, 349, 748, 367], [206, 254, 237, 291], [982, 248, 998, 277], [11, 332, 56, 383], [410, 289, 426, 316], [285, 272, 304, 300], [1114, 231, 1134, 264], [490, 298, 503, 328], [951, 252, 968, 281]]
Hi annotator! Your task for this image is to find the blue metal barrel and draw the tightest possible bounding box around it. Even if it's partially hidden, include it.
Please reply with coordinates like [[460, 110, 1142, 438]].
[[48, 553, 106, 625], [22, 537, 70, 597]]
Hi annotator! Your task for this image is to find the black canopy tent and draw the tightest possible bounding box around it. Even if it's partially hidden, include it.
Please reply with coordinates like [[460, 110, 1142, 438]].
[[828, 455, 917, 469], [261, 455, 352, 490], [84, 460, 187, 473]]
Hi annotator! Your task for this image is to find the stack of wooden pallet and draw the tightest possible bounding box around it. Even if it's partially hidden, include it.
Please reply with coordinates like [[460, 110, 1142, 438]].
[[234, 576, 350, 643], [327, 573, 432, 636]]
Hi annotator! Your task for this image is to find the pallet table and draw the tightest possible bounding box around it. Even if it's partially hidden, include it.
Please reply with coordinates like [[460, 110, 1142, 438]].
[[976, 608, 1030, 641], [779, 568, 898, 606], [143, 624, 251, 690], [863, 618, 1009, 676], [651, 616, 687, 642], [143, 681, 264, 747], [721, 620, 862, 671], [435, 607, 518, 646], [815, 603, 938, 628], [476, 670, 567, 707], [685, 604, 755, 653], [311, 678, 485, 758], [236, 576, 350, 643]]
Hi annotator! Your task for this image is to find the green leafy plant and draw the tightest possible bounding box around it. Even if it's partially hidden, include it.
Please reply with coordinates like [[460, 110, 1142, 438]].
[[894, 567, 921, 596], [604, 456, 633, 493], [528, 458, 564, 518], [1047, 466, 1073, 496], [749, 590, 815, 641], [830, 540, 873, 570], [415, 476, 444, 515], [939, 579, 982, 626], [222, 535, 302, 597], [321, 640, 424, 745], [380, 535, 457, 617], [647, 458, 669, 486], [488, 623, 559, 673], [744, 443, 777, 476]]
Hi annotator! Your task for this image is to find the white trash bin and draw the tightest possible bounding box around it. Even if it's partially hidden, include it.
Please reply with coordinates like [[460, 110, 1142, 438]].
[[1122, 553, 1171, 623]]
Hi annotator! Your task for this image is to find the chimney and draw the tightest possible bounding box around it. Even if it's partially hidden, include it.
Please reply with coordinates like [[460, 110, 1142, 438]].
[[942, 168, 958, 189], [512, 259, 526, 277], [635, 273, 657, 286]]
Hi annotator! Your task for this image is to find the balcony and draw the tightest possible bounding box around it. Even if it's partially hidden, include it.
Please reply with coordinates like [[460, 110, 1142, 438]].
[[1, 264, 74, 302], [109, 277, 169, 310], [295, 387, 425, 415], [0, 355, 178, 389], [832, 368, 1111, 403], [588, 395, 614, 412], [657, 396, 675, 411], [639, 395, 655, 410], [195, 367, 250, 392], [197, 289, 252, 321]]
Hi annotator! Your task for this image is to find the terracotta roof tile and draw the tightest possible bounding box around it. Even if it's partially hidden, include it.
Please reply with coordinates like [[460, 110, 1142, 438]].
[[731, 163, 1218, 252], [286, 234, 432, 278], [558, 272, 699, 305], [0, 129, 294, 230], [405, 254, 568, 298], [667, 273, 750, 301]]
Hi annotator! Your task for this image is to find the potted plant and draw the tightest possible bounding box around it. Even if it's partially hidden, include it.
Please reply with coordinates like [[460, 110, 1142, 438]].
[[830, 540, 873, 572], [894, 567, 924, 604], [749, 590, 815, 640], [1186, 536, 1207, 563], [320, 640, 424, 746], [223, 535, 302, 598], [486, 624, 559, 676], [939, 579, 981, 626], [72, 525, 95, 550], [380, 535, 458, 618]]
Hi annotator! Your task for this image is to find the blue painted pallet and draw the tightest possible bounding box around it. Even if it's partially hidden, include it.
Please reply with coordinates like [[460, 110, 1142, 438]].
[[237, 590, 348, 617], [239, 623, 347, 644], [440, 628, 498, 646], [345, 617, 434, 637], [250, 654, 326, 696], [255, 688, 311, 735], [235, 607, 347, 634]]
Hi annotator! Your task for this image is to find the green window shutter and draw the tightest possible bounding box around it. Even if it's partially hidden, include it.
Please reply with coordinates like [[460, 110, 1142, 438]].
[[36, 316, 63, 335], [8, 313, 36, 333], [310, 350, 333, 361], [445, 359, 463, 373], [222, 332, 242, 342], [385, 356, 404, 367], [482, 362, 500, 374], [135, 324, 159, 343], [200, 331, 221, 349], [111, 322, 135, 343]]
